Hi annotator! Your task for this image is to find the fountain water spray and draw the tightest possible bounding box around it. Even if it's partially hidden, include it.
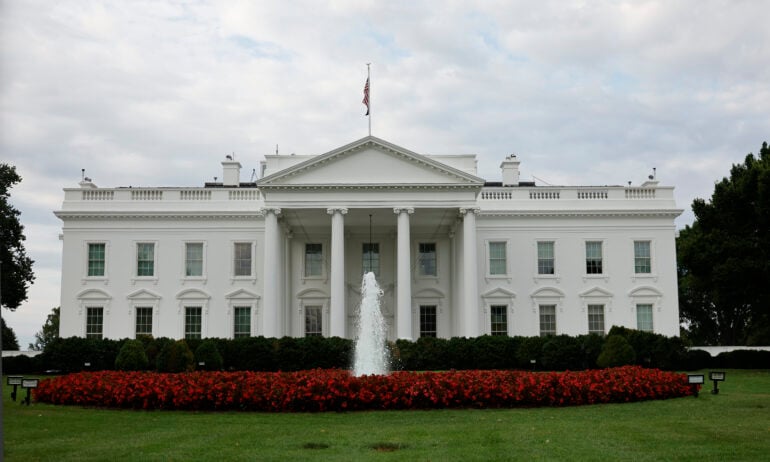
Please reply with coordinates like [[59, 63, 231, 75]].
[[353, 272, 389, 376]]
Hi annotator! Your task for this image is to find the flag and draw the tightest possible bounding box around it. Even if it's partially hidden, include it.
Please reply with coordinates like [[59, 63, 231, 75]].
[[362, 77, 370, 116]]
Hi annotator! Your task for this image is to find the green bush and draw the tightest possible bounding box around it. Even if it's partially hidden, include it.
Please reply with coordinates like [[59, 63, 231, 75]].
[[542, 335, 584, 370], [597, 335, 636, 368], [578, 334, 606, 369], [221, 337, 277, 371], [2, 354, 39, 374], [516, 336, 548, 369], [194, 340, 223, 371], [115, 339, 149, 371], [39, 337, 124, 372], [156, 340, 194, 372], [713, 350, 770, 369]]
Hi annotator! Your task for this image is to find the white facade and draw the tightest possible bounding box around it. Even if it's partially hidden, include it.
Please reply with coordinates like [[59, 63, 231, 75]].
[[55, 136, 683, 341]]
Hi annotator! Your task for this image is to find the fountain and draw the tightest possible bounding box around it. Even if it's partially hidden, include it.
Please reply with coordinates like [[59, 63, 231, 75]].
[[352, 272, 389, 376]]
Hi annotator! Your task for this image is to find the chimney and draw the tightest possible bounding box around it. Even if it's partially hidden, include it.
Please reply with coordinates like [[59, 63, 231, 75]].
[[222, 159, 242, 187], [500, 154, 520, 186]]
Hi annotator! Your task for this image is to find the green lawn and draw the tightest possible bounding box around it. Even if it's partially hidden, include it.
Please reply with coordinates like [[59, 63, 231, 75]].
[[3, 370, 769, 461]]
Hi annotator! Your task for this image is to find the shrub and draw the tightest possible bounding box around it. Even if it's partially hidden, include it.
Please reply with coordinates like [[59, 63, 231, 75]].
[[578, 334, 605, 369], [597, 335, 636, 368], [39, 337, 124, 372], [194, 340, 223, 371], [713, 350, 770, 369], [3, 354, 39, 374], [115, 339, 149, 371], [516, 336, 548, 369], [156, 340, 194, 372], [222, 337, 276, 371], [144, 337, 173, 370], [541, 335, 583, 370], [680, 349, 713, 370]]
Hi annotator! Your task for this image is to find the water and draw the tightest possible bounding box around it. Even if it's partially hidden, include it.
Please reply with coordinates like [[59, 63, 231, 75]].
[[353, 272, 389, 376]]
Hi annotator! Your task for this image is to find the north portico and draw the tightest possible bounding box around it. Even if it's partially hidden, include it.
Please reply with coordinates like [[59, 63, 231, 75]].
[[56, 135, 683, 342], [256, 136, 486, 340]]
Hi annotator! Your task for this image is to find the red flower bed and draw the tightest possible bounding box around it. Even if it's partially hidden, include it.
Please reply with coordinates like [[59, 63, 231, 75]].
[[34, 366, 694, 412]]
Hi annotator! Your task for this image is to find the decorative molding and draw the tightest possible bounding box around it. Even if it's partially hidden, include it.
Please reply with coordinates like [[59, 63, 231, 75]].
[[393, 207, 414, 214]]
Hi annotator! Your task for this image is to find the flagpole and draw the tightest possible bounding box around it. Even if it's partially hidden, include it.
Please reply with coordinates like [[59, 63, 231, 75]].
[[367, 63, 371, 136]]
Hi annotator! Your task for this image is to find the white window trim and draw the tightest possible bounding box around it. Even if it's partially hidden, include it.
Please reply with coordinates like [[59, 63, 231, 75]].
[[82, 241, 110, 284], [413, 290, 444, 338], [298, 298, 329, 337], [302, 240, 328, 282], [77, 288, 112, 338], [484, 239, 511, 283], [415, 241, 439, 280], [181, 241, 208, 284], [482, 288, 516, 336], [629, 286, 663, 333], [530, 287, 565, 336], [226, 290, 260, 338], [230, 240, 257, 283], [126, 289, 162, 338], [533, 239, 560, 283], [177, 289, 211, 339], [585, 303, 607, 336], [583, 239, 609, 283], [360, 240, 382, 279], [132, 240, 159, 284], [630, 238, 658, 282]]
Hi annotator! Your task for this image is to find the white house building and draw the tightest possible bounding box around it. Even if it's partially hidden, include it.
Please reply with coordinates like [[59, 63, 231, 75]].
[[55, 136, 683, 342]]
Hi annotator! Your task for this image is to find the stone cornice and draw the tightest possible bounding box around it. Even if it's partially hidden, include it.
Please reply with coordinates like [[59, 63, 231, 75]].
[[478, 209, 684, 218], [54, 211, 265, 221], [258, 183, 482, 191]]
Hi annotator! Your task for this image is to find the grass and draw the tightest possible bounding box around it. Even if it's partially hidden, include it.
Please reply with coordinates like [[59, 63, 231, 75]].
[[2, 369, 768, 461]]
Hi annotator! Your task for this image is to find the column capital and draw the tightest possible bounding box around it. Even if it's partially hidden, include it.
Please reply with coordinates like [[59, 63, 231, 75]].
[[261, 207, 282, 216], [459, 207, 480, 216], [393, 207, 414, 215], [326, 207, 348, 215]]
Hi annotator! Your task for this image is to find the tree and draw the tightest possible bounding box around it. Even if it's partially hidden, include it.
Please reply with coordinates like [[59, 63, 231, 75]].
[[1, 163, 35, 311], [29, 306, 60, 351], [677, 142, 770, 345], [2, 317, 20, 350]]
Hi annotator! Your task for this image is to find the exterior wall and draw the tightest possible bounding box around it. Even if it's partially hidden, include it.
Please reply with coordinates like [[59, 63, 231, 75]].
[[56, 138, 683, 341]]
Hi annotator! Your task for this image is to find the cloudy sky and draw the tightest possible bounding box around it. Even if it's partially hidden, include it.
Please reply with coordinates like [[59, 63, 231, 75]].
[[2, 0, 769, 347]]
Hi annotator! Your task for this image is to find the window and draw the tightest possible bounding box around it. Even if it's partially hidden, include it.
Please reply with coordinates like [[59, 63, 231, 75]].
[[488, 242, 507, 275], [136, 243, 155, 277], [362, 243, 380, 276], [587, 304, 605, 335], [135, 307, 153, 337], [185, 306, 202, 339], [233, 306, 251, 338], [86, 307, 104, 339], [585, 241, 603, 274], [634, 241, 651, 274], [420, 305, 437, 337], [636, 304, 654, 332], [185, 243, 203, 277], [87, 243, 105, 277], [537, 241, 555, 275], [539, 304, 556, 337], [233, 242, 252, 277], [418, 243, 437, 276], [490, 305, 508, 336], [304, 243, 323, 277], [305, 305, 322, 337]]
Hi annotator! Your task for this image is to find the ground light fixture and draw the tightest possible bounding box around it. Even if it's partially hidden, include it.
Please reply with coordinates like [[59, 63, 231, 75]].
[[709, 371, 726, 394], [21, 378, 39, 406], [7, 376, 23, 401], [687, 374, 705, 397]]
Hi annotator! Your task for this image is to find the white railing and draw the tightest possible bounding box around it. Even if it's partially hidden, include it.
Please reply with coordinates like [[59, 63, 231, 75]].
[[131, 190, 163, 200], [577, 190, 608, 199], [82, 190, 114, 200], [480, 190, 512, 200], [180, 190, 212, 200], [529, 190, 560, 200], [229, 190, 261, 200], [625, 188, 656, 199]]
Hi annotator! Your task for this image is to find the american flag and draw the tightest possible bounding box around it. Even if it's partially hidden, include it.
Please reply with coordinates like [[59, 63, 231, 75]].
[[362, 77, 370, 116]]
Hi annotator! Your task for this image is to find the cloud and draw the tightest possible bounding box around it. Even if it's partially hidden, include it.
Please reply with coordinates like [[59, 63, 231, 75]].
[[1, 0, 769, 346]]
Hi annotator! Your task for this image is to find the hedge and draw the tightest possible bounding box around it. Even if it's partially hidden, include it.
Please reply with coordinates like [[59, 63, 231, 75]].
[[19, 331, 770, 374]]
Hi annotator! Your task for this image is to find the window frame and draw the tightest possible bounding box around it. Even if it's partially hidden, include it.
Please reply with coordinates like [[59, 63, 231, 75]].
[[133, 241, 158, 282], [184, 306, 203, 340], [233, 306, 252, 338], [585, 240, 604, 275], [231, 241, 256, 280], [304, 243, 324, 278], [417, 242, 438, 278], [419, 305, 438, 338], [85, 306, 104, 340], [86, 242, 107, 278], [486, 241, 508, 277], [304, 305, 323, 337], [362, 242, 380, 277], [537, 240, 556, 276], [490, 304, 508, 336], [587, 304, 605, 335], [636, 303, 654, 332], [134, 306, 154, 337], [183, 241, 207, 280], [538, 304, 557, 337]]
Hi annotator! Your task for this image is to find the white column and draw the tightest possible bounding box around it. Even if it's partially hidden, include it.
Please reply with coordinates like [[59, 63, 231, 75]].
[[394, 207, 414, 340], [262, 207, 281, 338], [327, 207, 348, 338], [460, 207, 479, 337]]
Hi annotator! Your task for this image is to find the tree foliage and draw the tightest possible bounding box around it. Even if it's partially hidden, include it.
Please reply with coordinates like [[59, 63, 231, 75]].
[[29, 306, 60, 351], [677, 142, 770, 345], [0, 163, 35, 310], [2, 317, 20, 350]]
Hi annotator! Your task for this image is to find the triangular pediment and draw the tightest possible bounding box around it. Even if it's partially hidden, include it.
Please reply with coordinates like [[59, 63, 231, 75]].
[[579, 286, 613, 298], [126, 289, 162, 300], [482, 288, 517, 299], [258, 136, 484, 189]]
